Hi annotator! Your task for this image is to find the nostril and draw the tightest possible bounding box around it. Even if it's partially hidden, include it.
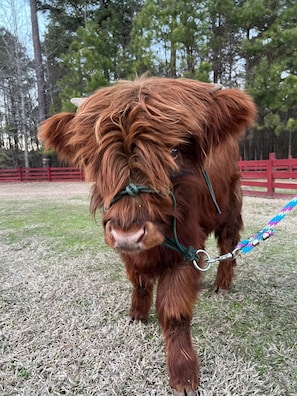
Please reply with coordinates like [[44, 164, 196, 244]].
[[136, 226, 146, 243], [105, 220, 112, 233]]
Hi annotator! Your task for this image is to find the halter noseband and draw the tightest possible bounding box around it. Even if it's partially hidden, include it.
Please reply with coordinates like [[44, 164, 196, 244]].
[[104, 183, 165, 211]]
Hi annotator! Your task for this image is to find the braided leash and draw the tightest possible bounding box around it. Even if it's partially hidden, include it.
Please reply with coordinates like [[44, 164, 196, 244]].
[[235, 194, 297, 254], [205, 194, 297, 267]]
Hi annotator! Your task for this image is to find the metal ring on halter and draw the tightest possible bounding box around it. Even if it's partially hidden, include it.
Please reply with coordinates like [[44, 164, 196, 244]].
[[192, 249, 212, 272]]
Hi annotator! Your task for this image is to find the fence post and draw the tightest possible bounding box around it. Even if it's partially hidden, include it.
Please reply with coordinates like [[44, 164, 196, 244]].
[[19, 167, 23, 182], [267, 153, 275, 197], [47, 166, 51, 181], [238, 157, 242, 172], [80, 169, 84, 181]]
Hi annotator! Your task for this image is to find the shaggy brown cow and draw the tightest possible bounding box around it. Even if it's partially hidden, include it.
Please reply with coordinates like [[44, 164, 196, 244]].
[[39, 77, 256, 395]]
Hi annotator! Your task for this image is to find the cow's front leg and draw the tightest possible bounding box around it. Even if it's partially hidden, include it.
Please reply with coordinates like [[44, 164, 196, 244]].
[[156, 264, 201, 395], [124, 260, 154, 322], [129, 275, 154, 322], [214, 212, 243, 294]]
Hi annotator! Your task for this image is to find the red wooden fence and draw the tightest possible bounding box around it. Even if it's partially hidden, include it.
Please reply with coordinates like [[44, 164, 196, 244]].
[[0, 166, 84, 183], [239, 153, 297, 198], [1, 153, 297, 198]]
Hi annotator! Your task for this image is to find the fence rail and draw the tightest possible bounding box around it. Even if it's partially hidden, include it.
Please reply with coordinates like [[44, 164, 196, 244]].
[[1, 153, 297, 198]]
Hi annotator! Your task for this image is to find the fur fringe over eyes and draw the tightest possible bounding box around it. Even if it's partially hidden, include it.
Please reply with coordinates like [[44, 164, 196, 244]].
[[39, 76, 256, 207]]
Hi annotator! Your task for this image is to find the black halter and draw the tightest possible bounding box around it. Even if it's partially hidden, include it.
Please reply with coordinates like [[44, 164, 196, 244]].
[[104, 183, 160, 212], [104, 168, 221, 263]]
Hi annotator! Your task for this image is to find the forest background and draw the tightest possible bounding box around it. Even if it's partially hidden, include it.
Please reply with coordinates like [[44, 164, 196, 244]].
[[0, 0, 296, 168]]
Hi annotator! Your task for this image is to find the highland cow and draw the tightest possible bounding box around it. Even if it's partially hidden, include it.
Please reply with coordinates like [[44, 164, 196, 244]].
[[39, 77, 256, 395]]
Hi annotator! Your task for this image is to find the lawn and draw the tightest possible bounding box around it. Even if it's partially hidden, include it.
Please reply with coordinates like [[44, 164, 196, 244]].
[[0, 183, 296, 395]]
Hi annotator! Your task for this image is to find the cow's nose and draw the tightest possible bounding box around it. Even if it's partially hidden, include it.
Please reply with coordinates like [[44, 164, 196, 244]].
[[107, 222, 146, 251]]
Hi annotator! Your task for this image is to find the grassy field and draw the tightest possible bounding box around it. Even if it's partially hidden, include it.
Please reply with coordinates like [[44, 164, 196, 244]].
[[1, 183, 296, 396]]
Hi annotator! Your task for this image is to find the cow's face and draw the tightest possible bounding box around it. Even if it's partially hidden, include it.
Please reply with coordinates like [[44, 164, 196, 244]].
[[39, 77, 256, 253]]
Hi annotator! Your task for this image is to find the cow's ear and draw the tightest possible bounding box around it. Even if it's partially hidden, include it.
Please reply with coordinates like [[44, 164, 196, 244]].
[[39, 112, 77, 164], [207, 89, 257, 147]]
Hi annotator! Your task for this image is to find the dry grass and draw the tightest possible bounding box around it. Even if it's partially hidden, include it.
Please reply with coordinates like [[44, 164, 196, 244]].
[[0, 183, 296, 396]]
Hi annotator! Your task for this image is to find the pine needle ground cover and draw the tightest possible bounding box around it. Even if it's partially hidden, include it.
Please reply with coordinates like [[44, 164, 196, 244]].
[[1, 183, 296, 396]]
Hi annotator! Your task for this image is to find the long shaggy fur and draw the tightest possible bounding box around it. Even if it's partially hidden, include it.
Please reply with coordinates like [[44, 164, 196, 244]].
[[39, 76, 256, 395]]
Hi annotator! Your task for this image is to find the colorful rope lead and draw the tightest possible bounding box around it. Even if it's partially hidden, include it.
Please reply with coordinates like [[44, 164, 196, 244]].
[[236, 194, 297, 254]]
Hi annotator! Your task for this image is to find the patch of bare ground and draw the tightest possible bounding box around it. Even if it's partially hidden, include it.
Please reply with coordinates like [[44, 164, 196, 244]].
[[1, 183, 296, 395], [0, 182, 92, 200]]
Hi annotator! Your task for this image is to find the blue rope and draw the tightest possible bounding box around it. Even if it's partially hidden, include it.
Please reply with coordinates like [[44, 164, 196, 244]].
[[236, 195, 297, 254]]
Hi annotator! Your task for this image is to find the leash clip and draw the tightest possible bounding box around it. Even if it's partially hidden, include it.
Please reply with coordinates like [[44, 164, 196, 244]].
[[203, 247, 241, 266]]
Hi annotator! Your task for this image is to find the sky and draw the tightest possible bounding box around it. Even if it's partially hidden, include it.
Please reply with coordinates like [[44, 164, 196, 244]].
[[0, 0, 46, 58]]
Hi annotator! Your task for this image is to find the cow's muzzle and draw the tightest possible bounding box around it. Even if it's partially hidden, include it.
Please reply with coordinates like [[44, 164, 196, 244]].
[[104, 183, 173, 251], [105, 221, 165, 251]]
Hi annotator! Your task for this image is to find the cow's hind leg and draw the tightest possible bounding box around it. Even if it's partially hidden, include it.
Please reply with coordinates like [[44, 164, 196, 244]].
[[156, 264, 201, 395], [214, 211, 243, 294]]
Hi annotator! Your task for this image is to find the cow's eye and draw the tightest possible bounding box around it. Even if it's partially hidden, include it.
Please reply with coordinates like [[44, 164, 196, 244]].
[[171, 148, 179, 159]]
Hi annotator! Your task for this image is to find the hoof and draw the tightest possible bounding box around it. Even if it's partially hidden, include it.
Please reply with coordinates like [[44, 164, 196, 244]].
[[174, 390, 200, 396], [214, 287, 229, 296], [128, 317, 147, 325]]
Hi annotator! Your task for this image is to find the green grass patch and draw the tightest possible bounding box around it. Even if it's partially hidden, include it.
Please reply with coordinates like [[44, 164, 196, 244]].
[[0, 199, 106, 253]]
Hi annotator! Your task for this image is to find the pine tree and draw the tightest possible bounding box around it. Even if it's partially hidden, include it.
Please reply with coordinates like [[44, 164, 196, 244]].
[[130, 0, 210, 79], [241, 0, 297, 158]]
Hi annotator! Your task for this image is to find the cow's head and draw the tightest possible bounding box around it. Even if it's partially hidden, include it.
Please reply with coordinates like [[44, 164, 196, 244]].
[[39, 77, 256, 253]]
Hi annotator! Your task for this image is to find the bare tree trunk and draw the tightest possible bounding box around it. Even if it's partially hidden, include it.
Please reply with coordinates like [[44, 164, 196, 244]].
[[15, 53, 30, 168], [169, 45, 177, 78], [20, 92, 30, 168], [30, 0, 47, 123]]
